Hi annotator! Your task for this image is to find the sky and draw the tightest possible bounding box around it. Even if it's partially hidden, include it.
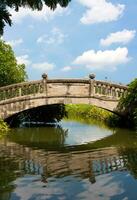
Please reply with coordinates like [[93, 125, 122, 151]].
[[3, 0, 137, 84]]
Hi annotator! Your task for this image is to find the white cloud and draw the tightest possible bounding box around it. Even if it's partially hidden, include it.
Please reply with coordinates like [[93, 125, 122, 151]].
[[37, 27, 66, 45], [6, 38, 23, 47], [73, 47, 130, 71], [10, 5, 67, 23], [16, 55, 55, 71], [100, 29, 136, 46], [16, 55, 31, 66], [61, 66, 72, 71], [32, 62, 55, 71], [78, 0, 125, 24]]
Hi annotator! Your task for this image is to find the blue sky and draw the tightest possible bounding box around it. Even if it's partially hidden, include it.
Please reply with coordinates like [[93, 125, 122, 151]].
[[3, 0, 137, 84]]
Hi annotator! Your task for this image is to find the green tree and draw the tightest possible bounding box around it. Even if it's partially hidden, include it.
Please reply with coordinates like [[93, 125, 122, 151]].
[[0, 39, 27, 86], [0, 0, 71, 35], [118, 79, 137, 129]]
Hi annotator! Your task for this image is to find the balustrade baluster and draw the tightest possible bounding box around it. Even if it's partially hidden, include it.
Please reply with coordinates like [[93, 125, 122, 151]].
[[118, 89, 122, 98], [116, 88, 119, 98], [100, 84, 103, 95], [24, 85, 27, 95], [39, 82, 44, 93], [102, 85, 106, 95], [36, 83, 40, 93], [11, 87, 14, 98], [101, 85, 104, 95], [113, 88, 116, 98], [111, 87, 115, 97], [95, 84, 98, 94], [98, 84, 101, 95], [33, 84, 37, 94], [0, 90, 4, 100], [121, 89, 125, 98], [104, 85, 107, 95], [107, 86, 111, 97], [18, 87, 22, 97], [29, 84, 33, 94], [5, 89, 8, 99], [94, 83, 97, 94], [38, 83, 41, 93], [32, 84, 36, 94]]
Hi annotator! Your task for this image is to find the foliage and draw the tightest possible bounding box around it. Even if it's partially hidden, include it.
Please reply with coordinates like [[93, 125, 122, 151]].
[[65, 104, 120, 128], [0, 4, 12, 35], [0, 40, 27, 87], [117, 78, 137, 129], [0, 119, 9, 138], [0, 0, 71, 35]]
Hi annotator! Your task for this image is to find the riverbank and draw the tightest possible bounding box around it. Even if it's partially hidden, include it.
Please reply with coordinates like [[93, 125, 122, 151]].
[[65, 104, 121, 128]]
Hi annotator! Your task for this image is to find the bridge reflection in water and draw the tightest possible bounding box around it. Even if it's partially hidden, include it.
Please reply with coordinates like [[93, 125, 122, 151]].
[[0, 142, 119, 180], [1, 124, 137, 200], [0, 139, 137, 196]]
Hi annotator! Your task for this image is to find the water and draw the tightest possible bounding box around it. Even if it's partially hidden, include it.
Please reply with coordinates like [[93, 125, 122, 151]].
[[0, 120, 137, 200]]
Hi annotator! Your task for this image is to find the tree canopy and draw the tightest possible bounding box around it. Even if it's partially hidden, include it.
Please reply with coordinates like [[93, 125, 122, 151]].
[[0, 39, 27, 86], [118, 79, 137, 129], [0, 0, 71, 35]]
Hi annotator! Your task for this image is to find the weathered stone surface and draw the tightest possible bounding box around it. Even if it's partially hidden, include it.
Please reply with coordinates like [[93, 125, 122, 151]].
[[0, 78, 128, 119]]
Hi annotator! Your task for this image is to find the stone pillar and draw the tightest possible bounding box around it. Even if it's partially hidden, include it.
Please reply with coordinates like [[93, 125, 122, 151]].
[[42, 73, 48, 95], [89, 74, 96, 96]]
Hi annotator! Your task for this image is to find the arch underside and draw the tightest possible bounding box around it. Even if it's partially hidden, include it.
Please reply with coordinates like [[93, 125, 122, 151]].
[[0, 94, 119, 120]]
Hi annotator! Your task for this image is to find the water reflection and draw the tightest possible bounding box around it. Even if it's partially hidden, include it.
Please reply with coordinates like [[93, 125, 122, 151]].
[[9, 125, 68, 150], [8, 120, 112, 149], [0, 120, 137, 200]]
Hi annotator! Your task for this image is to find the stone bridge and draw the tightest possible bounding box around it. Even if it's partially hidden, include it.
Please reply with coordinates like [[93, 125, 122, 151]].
[[0, 74, 128, 120]]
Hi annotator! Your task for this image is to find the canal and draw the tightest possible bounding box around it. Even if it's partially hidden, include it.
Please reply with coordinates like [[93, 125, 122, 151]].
[[0, 120, 137, 200]]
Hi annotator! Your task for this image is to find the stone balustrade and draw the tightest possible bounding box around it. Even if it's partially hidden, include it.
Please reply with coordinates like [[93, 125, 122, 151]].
[[0, 75, 128, 102], [94, 80, 128, 99], [0, 80, 43, 101]]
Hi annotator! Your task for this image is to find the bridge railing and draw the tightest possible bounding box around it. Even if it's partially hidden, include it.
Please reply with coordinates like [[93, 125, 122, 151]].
[[94, 80, 128, 99], [0, 74, 128, 102], [0, 80, 44, 101]]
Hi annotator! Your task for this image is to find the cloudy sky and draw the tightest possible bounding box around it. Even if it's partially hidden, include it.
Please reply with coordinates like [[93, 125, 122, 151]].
[[3, 0, 137, 84]]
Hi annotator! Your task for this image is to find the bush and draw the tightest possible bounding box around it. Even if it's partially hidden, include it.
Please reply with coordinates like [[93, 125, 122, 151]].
[[65, 104, 119, 127], [0, 119, 9, 138], [117, 79, 137, 129]]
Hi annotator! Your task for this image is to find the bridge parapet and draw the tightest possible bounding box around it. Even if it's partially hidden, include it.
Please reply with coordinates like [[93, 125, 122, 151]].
[[94, 80, 127, 99], [0, 75, 128, 102], [0, 80, 43, 101]]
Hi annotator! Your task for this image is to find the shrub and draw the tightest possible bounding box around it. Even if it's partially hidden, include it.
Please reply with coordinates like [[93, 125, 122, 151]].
[[0, 119, 9, 138], [117, 79, 137, 129]]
